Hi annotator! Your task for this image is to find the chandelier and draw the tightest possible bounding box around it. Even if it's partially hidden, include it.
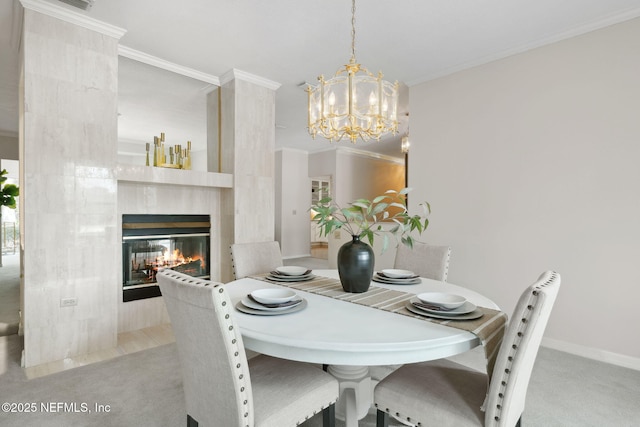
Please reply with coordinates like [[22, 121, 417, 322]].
[[307, 0, 399, 143]]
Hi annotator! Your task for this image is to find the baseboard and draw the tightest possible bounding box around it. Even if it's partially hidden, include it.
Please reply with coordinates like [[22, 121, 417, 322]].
[[542, 337, 640, 371]]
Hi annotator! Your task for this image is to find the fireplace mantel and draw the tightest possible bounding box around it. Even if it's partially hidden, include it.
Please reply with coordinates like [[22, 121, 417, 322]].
[[116, 164, 233, 188]]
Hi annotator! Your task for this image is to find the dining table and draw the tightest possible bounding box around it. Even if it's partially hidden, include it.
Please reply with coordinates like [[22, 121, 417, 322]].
[[226, 269, 504, 427]]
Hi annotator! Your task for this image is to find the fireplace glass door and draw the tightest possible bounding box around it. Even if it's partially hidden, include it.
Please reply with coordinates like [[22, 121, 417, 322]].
[[122, 214, 210, 302]]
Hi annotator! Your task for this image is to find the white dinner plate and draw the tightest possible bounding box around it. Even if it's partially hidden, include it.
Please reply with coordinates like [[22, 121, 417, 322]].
[[372, 274, 422, 285], [241, 296, 303, 311], [250, 288, 298, 304], [266, 274, 315, 282], [236, 299, 307, 316], [409, 297, 476, 315], [275, 266, 310, 276], [380, 269, 417, 279], [406, 301, 483, 320], [416, 292, 466, 309]]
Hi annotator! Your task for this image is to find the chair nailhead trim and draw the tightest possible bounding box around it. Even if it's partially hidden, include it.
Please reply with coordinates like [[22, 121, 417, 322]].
[[491, 280, 548, 424]]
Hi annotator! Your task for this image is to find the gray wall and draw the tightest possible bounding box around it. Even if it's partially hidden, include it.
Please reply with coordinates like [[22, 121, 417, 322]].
[[0, 134, 19, 160], [408, 17, 640, 367]]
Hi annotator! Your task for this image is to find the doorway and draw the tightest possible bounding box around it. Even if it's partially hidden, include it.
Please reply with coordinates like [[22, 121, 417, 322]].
[[310, 177, 330, 260], [0, 159, 20, 337]]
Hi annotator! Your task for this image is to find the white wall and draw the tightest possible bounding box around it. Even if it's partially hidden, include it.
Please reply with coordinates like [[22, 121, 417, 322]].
[[409, 17, 640, 366], [20, 9, 121, 367], [276, 148, 311, 258]]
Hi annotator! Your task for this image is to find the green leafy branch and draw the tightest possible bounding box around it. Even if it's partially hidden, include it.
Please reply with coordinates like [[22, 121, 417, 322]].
[[310, 187, 430, 253], [0, 169, 19, 209]]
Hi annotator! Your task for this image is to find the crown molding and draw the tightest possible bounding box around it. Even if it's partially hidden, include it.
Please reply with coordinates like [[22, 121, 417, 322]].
[[19, 0, 126, 39], [337, 146, 404, 164], [219, 68, 281, 91], [407, 7, 640, 87], [118, 46, 220, 86], [309, 145, 403, 164]]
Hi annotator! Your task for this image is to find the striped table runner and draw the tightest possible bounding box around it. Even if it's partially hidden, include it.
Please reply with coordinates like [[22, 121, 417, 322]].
[[252, 273, 508, 379]]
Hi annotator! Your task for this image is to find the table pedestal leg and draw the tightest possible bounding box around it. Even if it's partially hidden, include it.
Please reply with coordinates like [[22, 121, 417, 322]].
[[327, 365, 372, 427]]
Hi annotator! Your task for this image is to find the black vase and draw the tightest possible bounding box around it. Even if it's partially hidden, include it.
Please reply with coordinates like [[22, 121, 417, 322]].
[[337, 235, 375, 293]]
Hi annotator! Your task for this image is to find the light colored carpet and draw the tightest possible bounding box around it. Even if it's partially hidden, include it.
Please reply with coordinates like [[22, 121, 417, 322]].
[[1, 333, 639, 426]]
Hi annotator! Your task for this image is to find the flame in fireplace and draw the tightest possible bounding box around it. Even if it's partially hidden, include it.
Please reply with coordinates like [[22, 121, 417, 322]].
[[153, 248, 206, 271]]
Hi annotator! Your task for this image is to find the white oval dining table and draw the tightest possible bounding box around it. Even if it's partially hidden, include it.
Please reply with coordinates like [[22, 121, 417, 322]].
[[226, 269, 500, 427]]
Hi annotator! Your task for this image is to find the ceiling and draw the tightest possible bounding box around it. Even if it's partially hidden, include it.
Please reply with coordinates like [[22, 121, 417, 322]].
[[2, 0, 640, 158]]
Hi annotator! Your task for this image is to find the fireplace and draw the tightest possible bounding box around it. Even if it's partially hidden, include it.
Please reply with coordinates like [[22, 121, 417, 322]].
[[122, 214, 210, 302]]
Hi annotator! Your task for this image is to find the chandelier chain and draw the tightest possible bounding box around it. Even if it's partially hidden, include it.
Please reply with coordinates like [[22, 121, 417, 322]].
[[350, 0, 356, 62]]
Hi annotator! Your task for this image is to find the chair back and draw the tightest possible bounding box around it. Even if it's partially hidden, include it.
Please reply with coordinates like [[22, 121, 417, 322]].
[[157, 269, 254, 427], [230, 241, 283, 279], [484, 271, 561, 427], [394, 243, 451, 281]]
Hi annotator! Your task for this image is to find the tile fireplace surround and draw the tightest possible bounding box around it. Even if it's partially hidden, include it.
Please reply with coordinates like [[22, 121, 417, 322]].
[[116, 165, 231, 333]]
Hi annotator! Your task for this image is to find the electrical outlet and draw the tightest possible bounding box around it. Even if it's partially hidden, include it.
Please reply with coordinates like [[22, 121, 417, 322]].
[[60, 297, 78, 307], [333, 230, 341, 239]]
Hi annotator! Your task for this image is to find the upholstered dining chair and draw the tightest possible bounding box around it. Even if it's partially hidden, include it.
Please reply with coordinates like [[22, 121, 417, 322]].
[[157, 269, 339, 427], [374, 270, 561, 427], [394, 243, 451, 282], [370, 244, 452, 387], [230, 241, 284, 279]]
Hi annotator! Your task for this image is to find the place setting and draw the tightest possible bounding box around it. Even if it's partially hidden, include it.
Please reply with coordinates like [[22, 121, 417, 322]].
[[405, 292, 483, 320], [264, 266, 315, 283], [236, 288, 307, 316], [372, 269, 422, 285]]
